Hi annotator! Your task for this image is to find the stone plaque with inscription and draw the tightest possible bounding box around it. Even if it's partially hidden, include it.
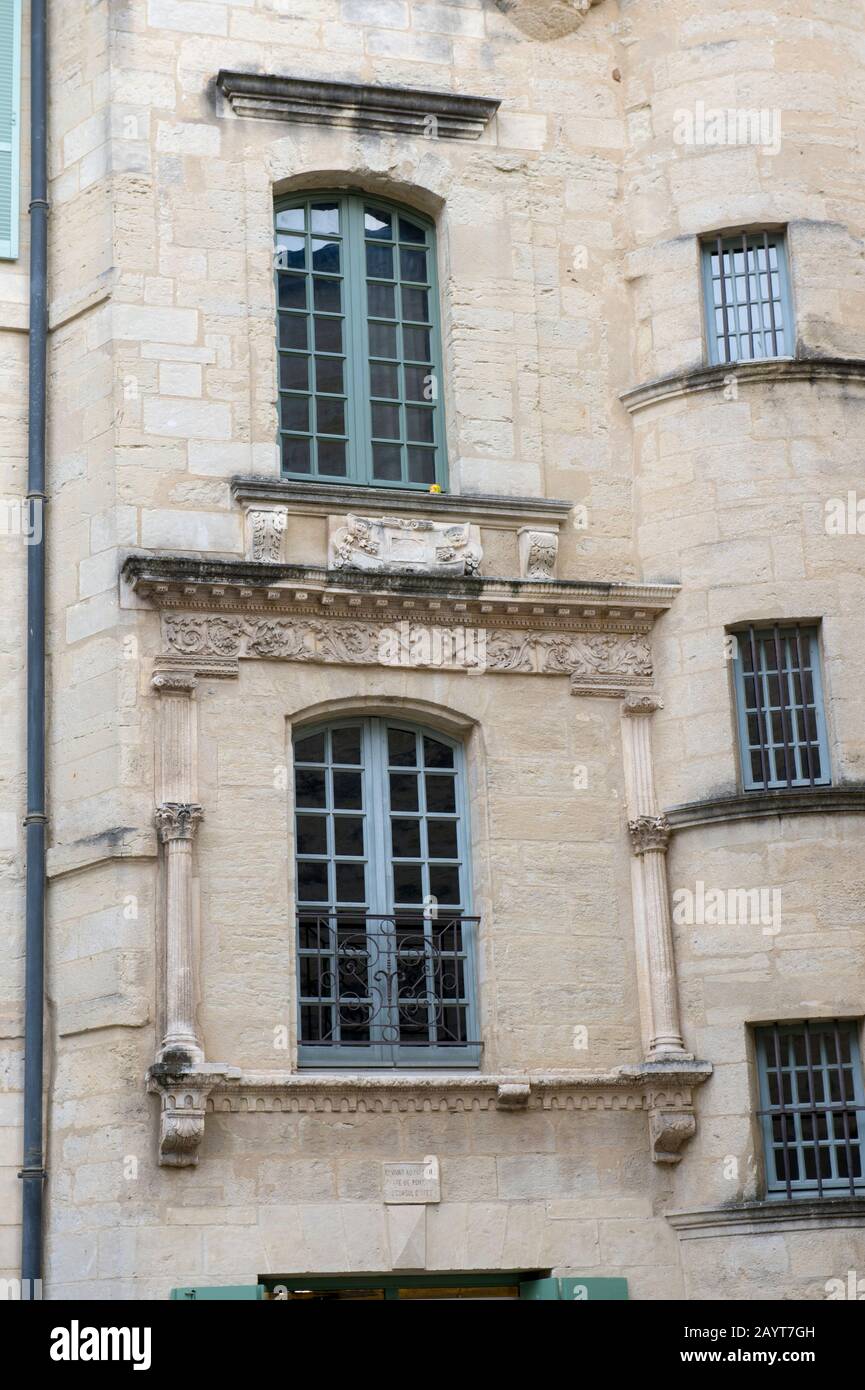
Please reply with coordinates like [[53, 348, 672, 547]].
[[382, 1155, 441, 1204]]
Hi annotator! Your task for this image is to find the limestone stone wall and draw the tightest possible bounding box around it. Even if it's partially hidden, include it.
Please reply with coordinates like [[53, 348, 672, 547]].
[[1, 0, 864, 1300]]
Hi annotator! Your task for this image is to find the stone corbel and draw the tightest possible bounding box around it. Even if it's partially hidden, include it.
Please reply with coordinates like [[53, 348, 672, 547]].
[[496, 1081, 531, 1110], [649, 1109, 698, 1165], [518, 527, 559, 580]]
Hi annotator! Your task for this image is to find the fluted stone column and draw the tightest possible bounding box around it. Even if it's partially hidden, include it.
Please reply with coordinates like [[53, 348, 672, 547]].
[[152, 673, 204, 1065], [620, 694, 690, 1060]]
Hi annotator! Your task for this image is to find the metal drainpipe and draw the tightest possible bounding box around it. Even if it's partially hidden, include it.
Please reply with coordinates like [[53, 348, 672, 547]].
[[21, 0, 49, 1292]]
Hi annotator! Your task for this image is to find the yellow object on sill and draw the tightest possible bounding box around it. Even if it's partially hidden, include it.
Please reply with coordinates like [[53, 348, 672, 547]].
[[428, 483, 442, 493]]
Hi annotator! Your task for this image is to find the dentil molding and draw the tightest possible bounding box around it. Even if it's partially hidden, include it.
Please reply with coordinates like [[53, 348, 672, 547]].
[[147, 1063, 712, 1168]]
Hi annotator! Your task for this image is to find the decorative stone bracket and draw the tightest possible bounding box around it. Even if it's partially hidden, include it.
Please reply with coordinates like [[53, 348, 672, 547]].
[[145, 1063, 711, 1168]]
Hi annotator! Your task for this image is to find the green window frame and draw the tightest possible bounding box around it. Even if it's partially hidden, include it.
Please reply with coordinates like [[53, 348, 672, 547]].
[[731, 623, 830, 791], [701, 230, 793, 365], [293, 717, 479, 1068], [755, 1021, 865, 1200], [274, 191, 447, 489], [0, 0, 22, 260]]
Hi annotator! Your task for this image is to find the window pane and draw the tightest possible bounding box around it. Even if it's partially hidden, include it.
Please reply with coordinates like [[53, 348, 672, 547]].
[[369, 321, 398, 359], [313, 277, 341, 313], [424, 737, 454, 768], [371, 402, 401, 439], [394, 864, 423, 903], [282, 436, 311, 473], [401, 286, 429, 322], [400, 247, 427, 282], [425, 775, 456, 813], [316, 396, 345, 435], [388, 729, 417, 765], [277, 274, 306, 310], [368, 282, 396, 318], [331, 727, 362, 764], [399, 216, 426, 244], [365, 207, 392, 239], [334, 817, 364, 856], [389, 774, 419, 811], [310, 202, 339, 235], [280, 354, 308, 391], [279, 315, 307, 351], [333, 771, 363, 809], [296, 815, 327, 856], [427, 819, 458, 859], [311, 239, 340, 273], [335, 861, 366, 903], [403, 325, 431, 362], [372, 444, 402, 481], [406, 406, 434, 443], [298, 860, 328, 901], [315, 356, 344, 394], [276, 206, 305, 232], [408, 447, 436, 484], [371, 362, 399, 398], [404, 364, 433, 401], [429, 864, 460, 904], [391, 818, 422, 858], [314, 316, 342, 353], [295, 732, 326, 763], [276, 235, 305, 270], [366, 243, 394, 278], [318, 439, 347, 476], [295, 767, 326, 807], [282, 396, 309, 432]]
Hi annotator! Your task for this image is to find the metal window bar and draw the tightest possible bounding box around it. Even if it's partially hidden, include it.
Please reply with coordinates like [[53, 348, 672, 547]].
[[297, 911, 480, 1051], [711, 232, 785, 362], [758, 1021, 865, 1199], [739, 624, 822, 789]]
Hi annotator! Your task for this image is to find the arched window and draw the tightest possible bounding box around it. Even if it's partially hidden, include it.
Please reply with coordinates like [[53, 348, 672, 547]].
[[292, 717, 479, 1067], [274, 191, 447, 490]]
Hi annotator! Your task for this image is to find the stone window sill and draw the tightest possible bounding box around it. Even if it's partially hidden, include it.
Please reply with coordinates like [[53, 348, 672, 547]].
[[665, 785, 865, 831], [668, 1196, 865, 1238], [620, 355, 865, 414], [231, 476, 574, 531]]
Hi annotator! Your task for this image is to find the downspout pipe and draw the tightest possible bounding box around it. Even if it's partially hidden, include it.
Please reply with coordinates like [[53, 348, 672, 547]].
[[21, 0, 48, 1292]]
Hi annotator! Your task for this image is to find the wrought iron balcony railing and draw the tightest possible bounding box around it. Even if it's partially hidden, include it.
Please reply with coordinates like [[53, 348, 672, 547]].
[[297, 911, 480, 1061]]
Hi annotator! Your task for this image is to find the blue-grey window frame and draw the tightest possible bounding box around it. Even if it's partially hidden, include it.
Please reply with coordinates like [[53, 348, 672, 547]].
[[731, 623, 831, 791], [755, 1021, 865, 1200], [274, 190, 448, 490], [701, 230, 794, 366], [292, 715, 480, 1069]]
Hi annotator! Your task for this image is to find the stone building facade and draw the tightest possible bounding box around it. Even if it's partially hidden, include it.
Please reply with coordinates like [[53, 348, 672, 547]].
[[2, 0, 864, 1300]]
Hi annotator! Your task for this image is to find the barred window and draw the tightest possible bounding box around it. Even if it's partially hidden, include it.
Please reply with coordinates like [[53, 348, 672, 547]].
[[292, 718, 479, 1067], [702, 231, 793, 365], [756, 1022, 865, 1199], [731, 624, 830, 791], [274, 192, 446, 489]]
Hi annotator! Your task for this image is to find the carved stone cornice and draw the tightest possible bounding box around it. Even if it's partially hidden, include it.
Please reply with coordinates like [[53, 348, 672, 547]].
[[216, 70, 500, 141], [154, 802, 203, 844], [123, 554, 677, 695], [621, 356, 865, 415], [628, 813, 671, 856], [146, 1062, 710, 1166]]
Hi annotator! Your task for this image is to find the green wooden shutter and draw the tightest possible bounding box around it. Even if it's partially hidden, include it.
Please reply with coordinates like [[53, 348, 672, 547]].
[[0, 0, 20, 261], [170, 1285, 265, 1300], [520, 1277, 629, 1300]]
